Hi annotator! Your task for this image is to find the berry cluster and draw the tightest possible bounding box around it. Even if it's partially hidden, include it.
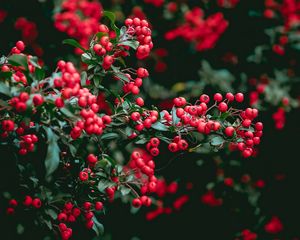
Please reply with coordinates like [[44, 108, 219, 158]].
[[165, 7, 228, 51], [6, 196, 42, 215], [124, 17, 153, 59], [19, 134, 38, 155], [54, 0, 103, 53]]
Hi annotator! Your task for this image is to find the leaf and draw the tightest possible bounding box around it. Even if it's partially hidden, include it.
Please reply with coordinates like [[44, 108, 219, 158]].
[[62, 39, 86, 52], [114, 72, 130, 82], [103, 11, 120, 37], [151, 122, 168, 131], [171, 106, 180, 125], [100, 132, 119, 140], [119, 40, 139, 50], [44, 127, 60, 181], [29, 56, 41, 68], [81, 53, 92, 64], [92, 216, 104, 236], [0, 82, 12, 97], [97, 179, 114, 192], [120, 186, 131, 196], [7, 54, 28, 70], [45, 209, 58, 220], [80, 71, 87, 86], [34, 67, 45, 81], [210, 136, 225, 146]]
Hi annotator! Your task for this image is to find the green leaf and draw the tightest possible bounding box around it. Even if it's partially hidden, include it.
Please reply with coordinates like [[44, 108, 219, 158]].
[[92, 216, 104, 236], [0, 82, 12, 97], [171, 107, 180, 125], [7, 54, 28, 70], [44, 127, 60, 181], [100, 132, 119, 140], [151, 122, 168, 131], [80, 71, 87, 86], [29, 56, 41, 68], [62, 39, 86, 52], [97, 179, 114, 192], [119, 40, 139, 50], [34, 67, 45, 81], [45, 209, 58, 220], [103, 11, 120, 36], [210, 136, 225, 146], [120, 186, 131, 196]]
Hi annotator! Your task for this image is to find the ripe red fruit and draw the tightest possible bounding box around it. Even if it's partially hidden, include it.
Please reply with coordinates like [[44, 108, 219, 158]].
[[136, 97, 144, 106], [9, 199, 18, 207], [225, 92, 234, 101], [95, 201, 103, 211], [235, 93, 244, 102], [87, 154, 98, 165], [99, 24, 109, 33], [168, 142, 178, 152], [218, 102, 228, 112], [132, 198, 142, 208], [79, 171, 89, 181], [55, 98, 64, 108], [137, 68, 149, 78], [58, 212, 68, 222], [199, 94, 210, 103], [32, 198, 42, 208], [33, 94, 44, 106], [213, 93, 223, 102], [83, 201, 91, 210], [2, 120, 15, 132], [23, 195, 32, 206], [150, 147, 159, 156], [86, 220, 94, 229], [255, 122, 263, 131], [178, 139, 188, 150], [224, 126, 235, 137], [16, 41, 25, 51], [150, 137, 160, 147]]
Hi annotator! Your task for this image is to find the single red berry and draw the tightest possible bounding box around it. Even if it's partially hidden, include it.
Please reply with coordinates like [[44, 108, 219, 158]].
[[132, 198, 142, 208], [213, 93, 223, 102], [235, 93, 244, 102], [218, 102, 228, 112], [79, 171, 89, 181], [95, 201, 103, 211], [224, 126, 235, 137], [32, 198, 42, 208]]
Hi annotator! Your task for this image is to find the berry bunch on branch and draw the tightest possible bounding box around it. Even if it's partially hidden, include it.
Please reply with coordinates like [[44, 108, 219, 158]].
[[0, 11, 262, 239]]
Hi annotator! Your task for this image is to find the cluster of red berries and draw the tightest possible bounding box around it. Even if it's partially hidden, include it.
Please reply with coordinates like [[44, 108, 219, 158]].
[[217, 0, 239, 8], [56, 200, 103, 239], [146, 180, 192, 221], [240, 229, 257, 240], [54, 0, 103, 53], [130, 109, 159, 132], [146, 137, 160, 156], [165, 7, 228, 51], [124, 17, 153, 59], [263, 0, 300, 55], [168, 136, 188, 152], [121, 67, 149, 96], [14, 18, 42, 56], [9, 92, 44, 113], [201, 190, 223, 207], [19, 134, 38, 155], [272, 107, 286, 130], [6, 196, 42, 215], [143, 0, 164, 7], [264, 216, 283, 234]]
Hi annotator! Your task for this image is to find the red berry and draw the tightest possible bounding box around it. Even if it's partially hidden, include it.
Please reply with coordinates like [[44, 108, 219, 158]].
[[235, 93, 244, 102], [224, 126, 235, 137], [32, 198, 42, 208], [79, 171, 89, 181], [16, 41, 25, 51], [132, 198, 142, 208], [218, 102, 228, 112], [95, 201, 103, 211], [33, 94, 44, 106], [213, 93, 223, 102]]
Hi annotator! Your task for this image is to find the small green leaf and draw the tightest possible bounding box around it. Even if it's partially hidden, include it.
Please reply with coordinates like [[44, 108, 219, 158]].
[[100, 132, 119, 140], [45, 209, 58, 220], [92, 216, 104, 236], [44, 127, 60, 181], [103, 11, 120, 37], [0, 82, 12, 97], [34, 67, 45, 81], [210, 136, 225, 146], [151, 122, 168, 131], [120, 186, 131, 196], [80, 71, 87, 86], [62, 39, 86, 52], [119, 40, 139, 50], [7, 54, 28, 70], [171, 107, 180, 125]]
